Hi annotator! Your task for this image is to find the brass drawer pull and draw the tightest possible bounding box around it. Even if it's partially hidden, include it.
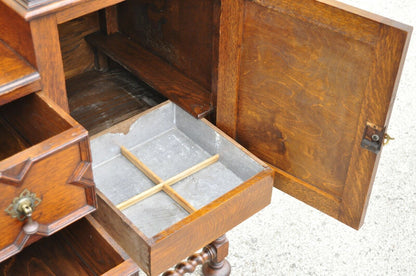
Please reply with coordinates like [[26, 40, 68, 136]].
[[5, 189, 41, 235]]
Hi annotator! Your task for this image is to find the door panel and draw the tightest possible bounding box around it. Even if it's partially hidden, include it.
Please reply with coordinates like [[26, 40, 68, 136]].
[[216, 0, 412, 229]]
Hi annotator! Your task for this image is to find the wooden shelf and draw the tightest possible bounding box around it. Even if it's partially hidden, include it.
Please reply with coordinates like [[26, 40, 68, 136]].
[[85, 32, 213, 118], [0, 40, 41, 106]]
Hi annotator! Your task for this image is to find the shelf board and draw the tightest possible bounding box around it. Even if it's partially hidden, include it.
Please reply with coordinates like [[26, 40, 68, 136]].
[[85, 32, 213, 118], [0, 40, 41, 105]]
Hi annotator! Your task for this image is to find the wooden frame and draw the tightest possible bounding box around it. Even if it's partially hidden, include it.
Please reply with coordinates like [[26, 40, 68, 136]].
[[0, 93, 96, 261], [90, 101, 273, 275], [215, 0, 412, 229]]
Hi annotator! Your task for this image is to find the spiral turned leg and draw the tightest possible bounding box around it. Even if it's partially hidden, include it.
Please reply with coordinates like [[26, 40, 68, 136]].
[[202, 235, 231, 276], [162, 235, 231, 276]]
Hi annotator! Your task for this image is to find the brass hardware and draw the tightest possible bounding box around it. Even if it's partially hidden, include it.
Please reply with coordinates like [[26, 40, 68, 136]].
[[5, 189, 41, 235], [383, 133, 395, 145], [5, 189, 41, 221]]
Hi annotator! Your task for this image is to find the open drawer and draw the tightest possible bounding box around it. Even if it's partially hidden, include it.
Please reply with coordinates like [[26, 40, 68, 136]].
[[90, 101, 273, 275], [0, 93, 96, 261], [0, 215, 139, 275]]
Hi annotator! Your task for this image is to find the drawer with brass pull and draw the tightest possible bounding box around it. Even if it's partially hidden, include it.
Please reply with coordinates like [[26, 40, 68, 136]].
[[0, 93, 96, 262]]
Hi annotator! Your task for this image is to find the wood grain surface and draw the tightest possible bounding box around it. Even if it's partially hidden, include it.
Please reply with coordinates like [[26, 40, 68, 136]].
[[216, 0, 411, 229], [91, 106, 273, 275], [0, 41, 37, 91], [67, 69, 165, 135], [150, 170, 273, 275], [215, 0, 244, 138], [118, 0, 216, 92], [0, 217, 132, 275], [86, 32, 213, 118], [0, 40, 40, 105], [92, 190, 152, 275], [0, 94, 96, 261], [0, 117, 29, 160], [58, 12, 100, 80], [0, 2, 36, 66], [30, 15, 69, 111]]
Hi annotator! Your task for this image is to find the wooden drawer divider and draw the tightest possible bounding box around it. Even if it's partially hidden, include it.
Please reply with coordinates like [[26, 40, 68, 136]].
[[117, 146, 219, 213]]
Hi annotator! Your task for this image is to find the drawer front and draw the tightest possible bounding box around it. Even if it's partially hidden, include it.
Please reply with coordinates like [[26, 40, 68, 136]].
[[93, 170, 272, 275], [0, 93, 96, 261]]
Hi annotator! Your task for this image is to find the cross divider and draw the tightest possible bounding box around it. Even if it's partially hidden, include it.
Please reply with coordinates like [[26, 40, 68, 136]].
[[116, 146, 220, 213]]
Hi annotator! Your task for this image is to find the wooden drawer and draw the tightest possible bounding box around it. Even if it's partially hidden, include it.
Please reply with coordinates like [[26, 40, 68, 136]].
[[90, 102, 273, 275], [0, 215, 139, 275], [0, 93, 96, 261]]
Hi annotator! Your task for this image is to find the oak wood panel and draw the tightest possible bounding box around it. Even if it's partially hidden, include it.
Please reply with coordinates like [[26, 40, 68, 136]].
[[215, 0, 244, 138], [150, 170, 273, 275], [0, 78, 41, 106], [86, 32, 213, 118], [0, 41, 39, 99], [0, 232, 95, 275], [30, 15, 69, 111], [67, 69, 165, 136], [338, 24, 411, 228], [0, 144, 88, 257], [0, 39, 40, 105], [59, 217, 125, 274], [100, 6, 119, 35], [0, 2, 36, 66], [0, 217, 135, 275], [209, 0, 221, 122], [237, 0, 375, 199], [58, 13, 100, 80], [0, 93, 71, 146], [118, 0, 215, 92], [217, 0, 412, 229], [0, 117, 29, 160], [0, 93, 96, 261], [273, 165, 340, 219], [102, 259, 140, 276], [92, 190, 152, 275]]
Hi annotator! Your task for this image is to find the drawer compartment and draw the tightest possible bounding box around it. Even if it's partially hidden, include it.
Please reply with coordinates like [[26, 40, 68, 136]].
[[91, 102, 273, 275], [0, 93, 96, 261], [0, 215, 139, 275]]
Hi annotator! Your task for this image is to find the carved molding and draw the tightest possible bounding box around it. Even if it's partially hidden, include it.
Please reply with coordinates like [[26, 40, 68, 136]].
[[67, 161, 97, 207], [0, 159, 32, 187]]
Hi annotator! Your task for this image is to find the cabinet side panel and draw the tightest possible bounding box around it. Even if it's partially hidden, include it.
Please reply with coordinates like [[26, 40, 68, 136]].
[[0, 2, 36, 67]]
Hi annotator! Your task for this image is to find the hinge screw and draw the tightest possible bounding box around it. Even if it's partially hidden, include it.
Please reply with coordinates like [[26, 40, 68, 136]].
[[371, 134, 380, 142]]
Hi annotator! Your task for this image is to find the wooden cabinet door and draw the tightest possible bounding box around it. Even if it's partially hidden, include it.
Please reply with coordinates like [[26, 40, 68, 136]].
[[216, 0, 412, 229]]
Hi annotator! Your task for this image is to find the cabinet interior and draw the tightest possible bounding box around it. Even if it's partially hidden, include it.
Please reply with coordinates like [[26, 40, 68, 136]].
[[0, 217, 128, 275], [0, 94, 72, 160], [60, 0, 219, 135]]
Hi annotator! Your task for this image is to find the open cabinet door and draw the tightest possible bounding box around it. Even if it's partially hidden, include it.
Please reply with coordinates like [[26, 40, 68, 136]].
[[216, 0, 412, 229]]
